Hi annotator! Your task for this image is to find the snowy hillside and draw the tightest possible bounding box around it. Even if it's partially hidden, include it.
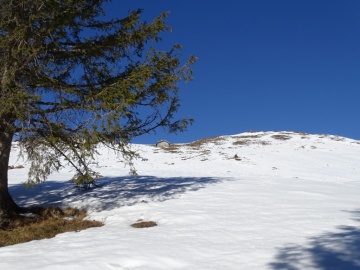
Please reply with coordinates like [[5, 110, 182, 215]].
[[1, 131, 360, 270]]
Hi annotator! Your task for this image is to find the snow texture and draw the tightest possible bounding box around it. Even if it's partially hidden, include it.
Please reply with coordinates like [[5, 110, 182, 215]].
[[1, 131, 360, 270]]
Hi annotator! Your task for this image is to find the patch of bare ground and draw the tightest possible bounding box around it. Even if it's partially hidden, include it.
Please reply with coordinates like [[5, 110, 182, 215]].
[[232, 134, 263, 139], [131, 220, 157, 228], [161, 144, 182, 153], [233, 139, 251, 146], [187, 136, 225, 148], [329, 136, 345, 142], [0, 207, 103, 247], [181, 150, 210, 160], [317, 134, 346, 141], [271, 134, 292, 140], [280, 131, 308, 135], [232, 140, 270, 146]]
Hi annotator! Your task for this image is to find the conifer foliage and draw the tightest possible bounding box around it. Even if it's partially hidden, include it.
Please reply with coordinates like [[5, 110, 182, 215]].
[[0, 0, 195, 219]]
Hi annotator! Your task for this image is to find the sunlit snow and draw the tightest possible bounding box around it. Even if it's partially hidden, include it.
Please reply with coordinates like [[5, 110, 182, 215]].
[[1, 131, 360, 270]]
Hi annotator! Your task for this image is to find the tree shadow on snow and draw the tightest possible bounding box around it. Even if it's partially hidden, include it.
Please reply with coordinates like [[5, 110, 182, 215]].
[[269, 210, 360, 270], [9, 176, 222, 212]]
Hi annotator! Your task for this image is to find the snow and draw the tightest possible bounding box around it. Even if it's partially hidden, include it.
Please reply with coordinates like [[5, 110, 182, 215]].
[[1, 131, 360, 270]]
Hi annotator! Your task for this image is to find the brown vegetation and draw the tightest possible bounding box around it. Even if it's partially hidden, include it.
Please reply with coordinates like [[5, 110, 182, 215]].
[[232, 134, 263, 139], [271, 134, 292, 140], [187, 136, 225, 148], [131, 220, 157, 228], [233, 139, 251, 146], [161, 144, 182, 153], [0, 207, 103, 247]]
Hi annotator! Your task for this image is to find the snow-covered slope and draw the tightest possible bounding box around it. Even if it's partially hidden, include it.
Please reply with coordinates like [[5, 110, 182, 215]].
[[1, 131, 360, 270]]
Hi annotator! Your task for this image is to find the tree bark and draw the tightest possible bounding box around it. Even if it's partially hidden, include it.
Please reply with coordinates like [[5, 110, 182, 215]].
[[0, 118, 21, 221]]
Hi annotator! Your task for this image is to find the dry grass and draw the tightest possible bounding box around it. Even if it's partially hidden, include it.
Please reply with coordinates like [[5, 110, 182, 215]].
[[161, 144, 182, 153], [277, 131, 308, 136], [293, 131, 309, 136], [232, 134, 263, 139], [233, 139, 251, 146], [271, 134, 292, 140], [329, 136, 345, 142], [181, 149, 210, 160], [258, 140, 271, 145], [317, 134, 345, 141], [233, 139, 270, 146], [0, 207, 103, 247], [187, 136, 225, 148], [131, 220, 157, 228]]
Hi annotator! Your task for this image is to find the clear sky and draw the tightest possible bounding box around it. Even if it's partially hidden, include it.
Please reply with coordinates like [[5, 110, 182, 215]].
[[107, 1, 360, 144]]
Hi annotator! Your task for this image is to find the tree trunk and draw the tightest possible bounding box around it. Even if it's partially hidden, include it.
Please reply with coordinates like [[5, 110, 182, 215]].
[[0, 118, 21, 221]]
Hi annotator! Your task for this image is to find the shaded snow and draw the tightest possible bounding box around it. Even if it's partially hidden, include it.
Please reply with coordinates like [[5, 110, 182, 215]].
[[1, 131, 360, 269]]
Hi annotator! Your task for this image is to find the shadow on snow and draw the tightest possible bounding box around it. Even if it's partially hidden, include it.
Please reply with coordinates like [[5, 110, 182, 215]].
[[269, 209, 360, 270], [9, 176, 222, 212]]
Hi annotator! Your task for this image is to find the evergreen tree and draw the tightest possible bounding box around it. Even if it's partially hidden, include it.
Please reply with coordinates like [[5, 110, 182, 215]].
[[0, 0, 195, 220]]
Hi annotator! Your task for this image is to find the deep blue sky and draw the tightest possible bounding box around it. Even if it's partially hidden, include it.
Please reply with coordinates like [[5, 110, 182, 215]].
[[107, 1, 360, 143]]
